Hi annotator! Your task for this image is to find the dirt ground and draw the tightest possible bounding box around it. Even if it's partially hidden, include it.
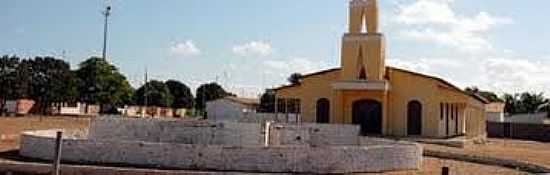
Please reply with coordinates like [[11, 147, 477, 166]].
[[0, 116, 90, 151], [0, 116, 534, 174], [422, 138, 550, 168], [382, 157, 528, 175]]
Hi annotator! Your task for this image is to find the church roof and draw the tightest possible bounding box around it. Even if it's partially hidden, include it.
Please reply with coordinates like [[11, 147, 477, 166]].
[[272, 67, 489, 104], [388, 67, 489, 104], [271, 68, 341, 90]]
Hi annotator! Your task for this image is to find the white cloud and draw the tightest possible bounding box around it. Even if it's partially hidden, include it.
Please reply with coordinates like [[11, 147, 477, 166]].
[[169, 40, 201, 57], [394, 0, 512, 52], [388, 57, 550, 96], [232, 41, 273, 57], [264, 57, 332, 76]]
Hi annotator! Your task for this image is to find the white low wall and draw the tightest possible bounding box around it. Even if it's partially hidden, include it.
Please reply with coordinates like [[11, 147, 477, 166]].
[[19, 117, 423, 173], [20, 130, 422, 173], [89, 117, 263, 146]]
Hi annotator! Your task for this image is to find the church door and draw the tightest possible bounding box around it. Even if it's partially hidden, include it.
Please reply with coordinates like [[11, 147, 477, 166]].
[[407, 101, 422, 136], [316, 98, 330, 123], [352, 100, 383, 135]]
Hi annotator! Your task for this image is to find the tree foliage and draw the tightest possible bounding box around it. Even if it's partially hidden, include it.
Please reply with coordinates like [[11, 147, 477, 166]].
[[258, 89, 276, 113], [165, 80, 194, 109], [75, 57, 133, 107], [287, 73, 303, 85], [0, 55, 78, 114], [503, 92, 548, 114], [465, 86, 503, 102], [195, 82, 233, 110], [134, 80, 173, 107]]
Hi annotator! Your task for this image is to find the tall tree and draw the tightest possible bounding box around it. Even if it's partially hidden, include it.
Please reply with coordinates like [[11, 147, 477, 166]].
[[287, 73, 303, 85], [195, 82, 233, 111], [75, 57, 133, 109], [258, 89, 276, 113], [165, 80, 194, 109], [134, 80, 173, 107]]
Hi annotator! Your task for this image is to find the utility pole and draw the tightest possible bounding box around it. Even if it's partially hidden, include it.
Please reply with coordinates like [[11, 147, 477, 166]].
[[142, 68, 148, 118], [102, 5, 111, 61]]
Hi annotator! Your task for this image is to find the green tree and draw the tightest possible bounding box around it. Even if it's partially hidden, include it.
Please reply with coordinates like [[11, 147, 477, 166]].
[[165, 80, 194, 109], [503, 92, 548, 114], [287, 73, 303, 85], [75, 57, 133, 109], [195, 82, 233, 111], [258, 89, 276, 113], [134, 80, 173, 107], [24, 57, 78, 114]]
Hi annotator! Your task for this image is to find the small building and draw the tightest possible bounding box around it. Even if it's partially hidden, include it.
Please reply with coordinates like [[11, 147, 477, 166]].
[[206, 97, 260, 121], [2, 99, 35, 116], [486, 102, 505, 122]]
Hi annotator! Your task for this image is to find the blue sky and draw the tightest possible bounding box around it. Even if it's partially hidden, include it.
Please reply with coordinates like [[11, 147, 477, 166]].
[[2, 0, 550, 97]]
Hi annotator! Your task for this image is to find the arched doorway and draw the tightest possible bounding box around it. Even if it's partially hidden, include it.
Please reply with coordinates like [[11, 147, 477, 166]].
[[316, 98, 330, 123], [407, 100, 422, 136], [352, 99, 382, 135]]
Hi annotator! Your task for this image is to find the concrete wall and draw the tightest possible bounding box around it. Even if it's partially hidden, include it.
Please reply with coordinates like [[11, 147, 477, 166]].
[[238, 113, 300, 123], [89, 117, 263, 146], [487, 122, 550, 142], [20, 129, 422, 173]]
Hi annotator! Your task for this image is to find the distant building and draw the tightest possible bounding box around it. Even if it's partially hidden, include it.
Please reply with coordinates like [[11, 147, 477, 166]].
[[2, 99, 35, 116], [49, 102, 100, 116], [486, 102, 505, 122], [206, 97, 259, 121], [120, 106, 180, 118]]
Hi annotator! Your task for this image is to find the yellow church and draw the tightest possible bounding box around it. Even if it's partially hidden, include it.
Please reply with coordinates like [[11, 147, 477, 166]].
[[274, 0, 488, 138]]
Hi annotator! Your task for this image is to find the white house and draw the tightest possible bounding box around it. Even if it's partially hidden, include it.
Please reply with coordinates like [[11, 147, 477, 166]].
[[206, 97, 259, 122]]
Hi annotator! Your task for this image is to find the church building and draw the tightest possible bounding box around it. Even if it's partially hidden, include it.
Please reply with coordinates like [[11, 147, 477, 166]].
[[274, 0, 488, 138]]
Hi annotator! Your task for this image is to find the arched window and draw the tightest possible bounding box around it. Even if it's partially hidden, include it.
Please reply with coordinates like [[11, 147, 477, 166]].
[[316, 98, 330, 123], [407, 100, 422, 135]]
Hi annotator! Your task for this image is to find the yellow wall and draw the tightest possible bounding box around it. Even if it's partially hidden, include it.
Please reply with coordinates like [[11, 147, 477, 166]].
[[276, 70, 341, 123], [275, 68, 487, 138]]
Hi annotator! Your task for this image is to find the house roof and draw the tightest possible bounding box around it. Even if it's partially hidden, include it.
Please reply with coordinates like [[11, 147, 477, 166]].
[[272, 66, 489, 104], [222, 96, 260, 106]]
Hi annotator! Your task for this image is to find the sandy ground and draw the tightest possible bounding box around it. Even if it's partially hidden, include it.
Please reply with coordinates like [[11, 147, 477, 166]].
[[0, 116, 533, 174], [422, 138, 550, 168], [382, 157, 528, 175], [0, 116, 90, 151]]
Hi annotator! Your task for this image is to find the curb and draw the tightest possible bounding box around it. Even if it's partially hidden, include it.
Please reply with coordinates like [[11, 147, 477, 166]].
[[424, 149, 550, 173]]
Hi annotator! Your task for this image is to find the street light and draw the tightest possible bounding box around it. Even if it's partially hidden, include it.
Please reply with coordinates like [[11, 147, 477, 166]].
[[102, 6, 111, 61]]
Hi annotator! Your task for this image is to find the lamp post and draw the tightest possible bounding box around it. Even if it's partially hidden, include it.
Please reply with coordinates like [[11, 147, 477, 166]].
[[102, 6, 111, 61]]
